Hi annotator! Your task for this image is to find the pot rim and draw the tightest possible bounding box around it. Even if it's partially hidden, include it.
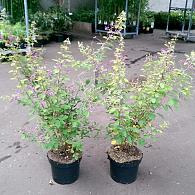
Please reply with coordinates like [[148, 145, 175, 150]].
[[108, 154, 143, 165], [107, 145, 143, 165], [47, 151, 82, 166]]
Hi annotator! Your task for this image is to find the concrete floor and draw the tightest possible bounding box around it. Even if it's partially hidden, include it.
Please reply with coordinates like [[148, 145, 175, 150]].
[[0, 30, 195, 195]]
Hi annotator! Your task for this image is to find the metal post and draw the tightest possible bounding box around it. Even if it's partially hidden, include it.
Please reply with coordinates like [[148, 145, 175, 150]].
[[10, 0, 13, 17], [182, 0, 188, 32], [24, 0, 29, 39], [136, 0, 142, 36], [187, 0, 195, 40], [68, 0, 70, 13], [124, 0, 129, 36], [95, 0, 98, 33], [166, 0, 172, 33]]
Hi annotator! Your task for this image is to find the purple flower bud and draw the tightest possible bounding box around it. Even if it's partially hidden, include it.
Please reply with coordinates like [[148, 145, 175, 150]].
[[11, 93, 20, 101], [161, 48, 168, 54], [55, 63, 63, 69], [105, 26, 110, 31], [47, 70, 52, 77], [40, 101, 47, 108], [8, 35, 16, 42], [46, 89, 54, 96], [0, 34, 3, 40]]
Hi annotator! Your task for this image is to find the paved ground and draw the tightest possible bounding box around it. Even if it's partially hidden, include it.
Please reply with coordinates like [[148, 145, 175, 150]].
[[0, 30, 195, 195]]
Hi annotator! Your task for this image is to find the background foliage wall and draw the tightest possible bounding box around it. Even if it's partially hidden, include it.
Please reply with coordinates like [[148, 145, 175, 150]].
[[11, 0, 40, 22]]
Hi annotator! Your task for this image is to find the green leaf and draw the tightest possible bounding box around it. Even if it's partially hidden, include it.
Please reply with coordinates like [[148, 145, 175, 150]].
[[151, 98, 156, 104], [121, 130, 127, 137], [149, 113, 156, 120], [85, 79, 90, 85], [109, 108, 117, 114], [127, 136, 132, 144], [160, 83, 165, 89], [163, 104, 169, 111], [168, 98, 179, 107], [138, 138, 146, 146], [55, 120, 61, 128], [115, 135, 124, 144], [138, 120, 146, 126]]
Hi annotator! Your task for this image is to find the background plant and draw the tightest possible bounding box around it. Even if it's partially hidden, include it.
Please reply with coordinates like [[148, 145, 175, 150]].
[[11, 0, 40, 23], [140, 11, 155, 27], [0, 19, 25, 46], [152, 11, 195, 30], [71, 8, 95, 23], [29, 6, 72, 33], [97, 0, 148, 25]]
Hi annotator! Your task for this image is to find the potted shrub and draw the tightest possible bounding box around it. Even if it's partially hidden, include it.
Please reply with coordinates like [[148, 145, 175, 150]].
[[71, 8, 95, 34], [49, 6, 72, 42], [5, 37, 96, 184], [141, 12, 155, 34], [96, 12, 193, 184], [29, 7, 72, 44]]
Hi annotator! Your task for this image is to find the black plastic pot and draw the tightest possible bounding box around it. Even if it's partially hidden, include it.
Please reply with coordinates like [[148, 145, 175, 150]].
[[0, 42, 6, 49], [141, 27, 154, 34], [108, 155, 142, 184], [19, 41, 27, 49], [47, 154, 81, 185], [97, 24, 105, 30], [126, 25, 136, 33], [54, 33, 65, 42]]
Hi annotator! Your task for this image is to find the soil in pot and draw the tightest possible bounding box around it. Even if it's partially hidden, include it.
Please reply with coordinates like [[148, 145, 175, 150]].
[[107, 145, 143, 184], [47, 148, 81, 185]]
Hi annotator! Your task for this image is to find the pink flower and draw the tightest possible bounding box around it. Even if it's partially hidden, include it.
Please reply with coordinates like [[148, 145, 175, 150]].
[[55, 63, 62, 69], [8, 35, 16, 42], [46, 89, 54, 96], [161, 49, 168, 54], [40, 101, 47, 108], [47, 70, 52, 77], [0, 34, 4, 40]]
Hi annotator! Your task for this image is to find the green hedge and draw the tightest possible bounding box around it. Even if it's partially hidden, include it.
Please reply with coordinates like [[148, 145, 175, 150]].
[[71, 9, 95, 23], [153, 11, 195, 30], [11, 0, 40, 23]]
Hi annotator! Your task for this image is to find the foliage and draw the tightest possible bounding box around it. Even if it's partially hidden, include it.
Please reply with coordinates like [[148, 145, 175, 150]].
[[0, 19, 25, 45], [97, 0, 149, 25], [2, 29, 100, 161], [48, 6, 72, 32], [29, 6, 72, 33], [71, 9, 95, 23], [153, 11, 195, 30], [11, 0, 40, 23], [95, 12, 193, 147], [2, 11, 194, 160], [1, 13, 132, 160], [140, 11, 155, 27]]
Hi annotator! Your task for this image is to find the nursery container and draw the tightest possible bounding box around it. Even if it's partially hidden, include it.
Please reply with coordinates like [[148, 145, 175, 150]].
[[47, 154, 81, 185], [143, 27, 154, 34], [108, 155, 142, 184], [0, 42, 6, 49], [54, 33, 65, 42], [53, 33, 72, 42]]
